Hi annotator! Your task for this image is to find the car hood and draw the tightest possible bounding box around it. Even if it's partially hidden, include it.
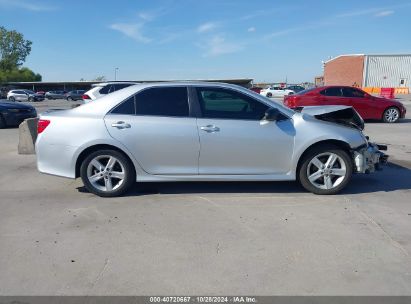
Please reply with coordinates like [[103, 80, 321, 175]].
[[297, 105, 364, 130], [0, 101, 35, 110]]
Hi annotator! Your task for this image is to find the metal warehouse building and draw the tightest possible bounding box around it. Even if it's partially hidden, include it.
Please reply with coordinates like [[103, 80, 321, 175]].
[[324, 54, 411, 93]]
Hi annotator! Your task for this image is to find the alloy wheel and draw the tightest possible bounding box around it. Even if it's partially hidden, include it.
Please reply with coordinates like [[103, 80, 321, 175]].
[[86, 155, 125, 192], [306, 152, 347, 190], [384, 108, 399, 123]]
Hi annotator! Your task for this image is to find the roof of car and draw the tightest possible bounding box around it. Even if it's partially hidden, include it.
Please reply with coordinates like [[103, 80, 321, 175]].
[[65, 81, 294, 118]]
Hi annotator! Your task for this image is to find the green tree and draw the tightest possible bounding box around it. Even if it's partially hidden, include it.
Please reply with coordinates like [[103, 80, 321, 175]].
[[0, 67, 42, 82], [0, 26, 32, 70], [0, 26, 41, 82]]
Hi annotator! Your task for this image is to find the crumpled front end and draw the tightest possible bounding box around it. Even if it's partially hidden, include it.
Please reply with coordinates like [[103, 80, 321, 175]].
[[354, 142, 388, 174]]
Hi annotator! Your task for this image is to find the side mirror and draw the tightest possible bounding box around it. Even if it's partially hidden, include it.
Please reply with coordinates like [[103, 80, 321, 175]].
[[262, 108, 282, 122]]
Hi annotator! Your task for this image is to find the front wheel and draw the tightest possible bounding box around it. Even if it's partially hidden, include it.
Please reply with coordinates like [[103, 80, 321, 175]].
[[80, 149, 135, 197], [266, 92, 272, 98], [9, 97, 15, 102], [383, 107, 400, 123], [298, 145, 353, 195]]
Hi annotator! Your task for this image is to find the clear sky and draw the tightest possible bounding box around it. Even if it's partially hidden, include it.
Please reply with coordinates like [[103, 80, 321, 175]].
[[1, 0, 411, 83]]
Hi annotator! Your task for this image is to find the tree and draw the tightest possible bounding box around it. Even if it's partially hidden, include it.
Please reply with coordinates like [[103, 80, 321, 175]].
[[94, 75, 106, 81], [0, 26, 41, 82], [0, 67, 42, 82], [0, 26, 32, 70]]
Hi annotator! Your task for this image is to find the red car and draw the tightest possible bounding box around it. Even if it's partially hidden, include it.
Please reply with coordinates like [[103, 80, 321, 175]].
[[283, 86, 406, 123], [250, 86, 263, 94]]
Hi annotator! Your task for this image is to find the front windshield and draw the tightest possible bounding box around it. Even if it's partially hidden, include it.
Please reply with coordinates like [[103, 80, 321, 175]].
[[25, 90, 35, 94]]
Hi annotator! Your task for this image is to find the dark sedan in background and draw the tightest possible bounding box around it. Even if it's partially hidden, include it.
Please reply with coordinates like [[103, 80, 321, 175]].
[[0, 101, 37, 128], [45, 90, 67, 100], [65, 90, 85, 101]]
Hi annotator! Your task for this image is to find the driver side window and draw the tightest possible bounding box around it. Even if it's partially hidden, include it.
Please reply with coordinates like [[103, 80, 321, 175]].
[[196, 87, 269, 120], [342, 87, 365, 98]]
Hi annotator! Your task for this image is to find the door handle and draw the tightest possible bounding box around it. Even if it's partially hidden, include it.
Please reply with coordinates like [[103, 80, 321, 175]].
[[111, 121, 131, 129], [200, 125, 220, 133]]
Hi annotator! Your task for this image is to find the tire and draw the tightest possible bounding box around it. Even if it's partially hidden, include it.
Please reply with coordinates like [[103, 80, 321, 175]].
[[298, 145, 353, 195], [67, 96, 73, 101], [266, 92, 272, 98], [80, 149, 136, 197], [9, 97, 15, 102], [28, 97, 34, 102], [382, 107, 400, 123], [0, 115, 6, 129]]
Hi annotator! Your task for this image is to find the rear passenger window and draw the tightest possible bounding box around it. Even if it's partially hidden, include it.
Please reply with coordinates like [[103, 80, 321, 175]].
[[135, 87, 189, 117], [111, 96, 135, 115], [320, 88, 342, 97]]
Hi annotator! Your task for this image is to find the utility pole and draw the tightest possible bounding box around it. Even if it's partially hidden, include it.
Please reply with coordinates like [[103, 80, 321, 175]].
[[114, 67, 119, 81]]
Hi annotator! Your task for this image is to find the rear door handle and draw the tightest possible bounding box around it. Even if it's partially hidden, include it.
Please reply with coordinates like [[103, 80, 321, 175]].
[[111, 121, 131, 129], [200, 125, 220, 133]]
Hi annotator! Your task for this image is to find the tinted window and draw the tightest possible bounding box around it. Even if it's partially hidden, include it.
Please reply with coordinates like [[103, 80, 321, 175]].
[[342, 87, 365, 98], [111, 96, 135, 115], [196, 87, 268, 120], [320, 87, 342, 97], [135, 87, 189, 117], [99, 85, 114, 94]]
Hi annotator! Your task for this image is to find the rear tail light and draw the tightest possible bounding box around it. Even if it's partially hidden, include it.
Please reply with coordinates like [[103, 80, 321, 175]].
[[284, 96, 297, 108], [82, 94, 91, 100], [38, 119, 50, 134]]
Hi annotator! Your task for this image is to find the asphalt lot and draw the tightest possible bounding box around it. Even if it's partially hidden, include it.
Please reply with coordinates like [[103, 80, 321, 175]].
[[1, 97, 411, 295]]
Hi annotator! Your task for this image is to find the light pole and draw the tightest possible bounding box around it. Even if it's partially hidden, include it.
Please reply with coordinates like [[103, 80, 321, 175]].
[[114, 67, 119, 81]]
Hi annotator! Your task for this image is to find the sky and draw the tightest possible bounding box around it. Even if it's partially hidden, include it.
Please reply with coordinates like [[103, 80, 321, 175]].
[[1, 0, 411, 83]]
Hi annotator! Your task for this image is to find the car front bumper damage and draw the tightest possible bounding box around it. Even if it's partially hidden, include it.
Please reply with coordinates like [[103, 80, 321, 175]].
[[354, 143, 388, 174]]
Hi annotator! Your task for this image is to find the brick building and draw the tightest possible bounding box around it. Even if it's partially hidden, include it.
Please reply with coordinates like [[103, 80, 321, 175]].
[[323, 54, 411, 91]]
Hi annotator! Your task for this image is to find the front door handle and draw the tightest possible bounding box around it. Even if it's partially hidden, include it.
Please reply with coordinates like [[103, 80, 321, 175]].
[[111, 121, 131, 129], [200, 125, 220, 133]]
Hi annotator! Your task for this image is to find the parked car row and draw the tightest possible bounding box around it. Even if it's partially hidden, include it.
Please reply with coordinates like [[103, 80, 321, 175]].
[[6, 89, 87, 102]]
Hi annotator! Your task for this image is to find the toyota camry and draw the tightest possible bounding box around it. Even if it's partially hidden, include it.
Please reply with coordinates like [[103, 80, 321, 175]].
[[36, 82, 387, 197]]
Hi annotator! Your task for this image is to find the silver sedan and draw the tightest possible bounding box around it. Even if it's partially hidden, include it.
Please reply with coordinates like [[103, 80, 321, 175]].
[[36, 82, 387, 197]]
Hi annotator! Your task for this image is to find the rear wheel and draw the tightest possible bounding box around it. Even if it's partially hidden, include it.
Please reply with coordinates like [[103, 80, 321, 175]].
[[383, 107, 400, 123], [9, 97, 15, 102], [266, 92, 272, 98], [80, 149, 135, 197], [298, 145, 353, 195], [67, 96, 73, 101]]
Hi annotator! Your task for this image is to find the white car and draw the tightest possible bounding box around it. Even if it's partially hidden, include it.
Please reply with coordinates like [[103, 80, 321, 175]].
[[260, 86, 295, 98], [82, 82, 136, 103]]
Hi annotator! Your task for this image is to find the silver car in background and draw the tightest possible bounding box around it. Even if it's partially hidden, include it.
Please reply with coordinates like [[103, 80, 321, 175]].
[[36, 82, 387, 197]]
